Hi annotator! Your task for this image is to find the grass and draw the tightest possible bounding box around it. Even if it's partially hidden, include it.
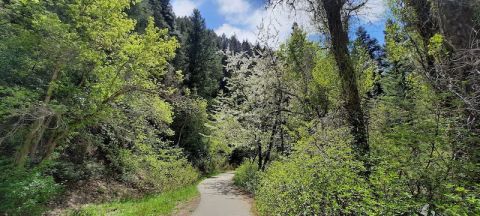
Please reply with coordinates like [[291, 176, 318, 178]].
[[70, 184, 199, 216]]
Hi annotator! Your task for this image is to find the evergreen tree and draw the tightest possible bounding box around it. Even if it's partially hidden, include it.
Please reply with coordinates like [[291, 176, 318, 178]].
[[229, 35, 242, 54], [353, 27, 385, 96], [128, 0, 153, 33], [150, 0, 176, 32], [241, 40, 253, 56], [172, 16, 191, 74], [219, 34, 229, 51], [128, 0, 176, 33], [355, 27, 383, 62], [184, 9, 222, 100]]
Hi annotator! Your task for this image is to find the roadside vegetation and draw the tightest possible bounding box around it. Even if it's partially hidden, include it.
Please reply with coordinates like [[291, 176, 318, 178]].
[[1, 0, 479, 215], [70, 184, 198, 216], [229, 0, 480, 215]]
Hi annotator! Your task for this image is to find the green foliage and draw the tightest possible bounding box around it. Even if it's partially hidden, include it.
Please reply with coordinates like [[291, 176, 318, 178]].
[[202, 135, 231, 173], [224, 14, 479, 215], [385, 20, 411, 63], [351, 44, 378, 97], [1, 0, 478, 215], [368, 69, 472, 214], [428, 33, 448, 60], [0, 0, 201, 213], [279, 27, 330, 119], [0, 161, 62, 215], [176, 9, 223, 100], [171, 98, 213, 172], [129, 0, 176, 33], [208, 109, 250, 169], [255, 124, 375, 215], [71, 184, 199, 216], [118, 148, 199, 193], [439, 184, 480, 215], [312, 52, 341, 108], [0, 86, 38, 118], [233, 161, 259, 193], [367, 15, 478, 213], [0, 0, 179, 165]]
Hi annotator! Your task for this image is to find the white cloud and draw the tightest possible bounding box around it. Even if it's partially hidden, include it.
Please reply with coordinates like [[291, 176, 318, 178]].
[[254, 4, 314, 45], [215, 1, 313, 47], [216, 0, 251, 15], [213, 0, 387, 46], [215, 24, 257, 42], [357, 0, 387, 23], [172, 0, 199, 17], [223, 0, 387, 45]]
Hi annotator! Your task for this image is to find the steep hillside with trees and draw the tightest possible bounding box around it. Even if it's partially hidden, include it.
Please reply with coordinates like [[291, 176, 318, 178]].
[[0, 0, 255, 214]]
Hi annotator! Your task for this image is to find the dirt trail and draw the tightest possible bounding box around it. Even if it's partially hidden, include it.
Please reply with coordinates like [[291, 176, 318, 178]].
[[191, 172, 252, 216]]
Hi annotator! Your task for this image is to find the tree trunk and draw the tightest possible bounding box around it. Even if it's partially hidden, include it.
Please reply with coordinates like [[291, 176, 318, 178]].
[[322, 0, 369, 160], [256, 136, 263, 170], [262, 116, 279, 171], [15, 66, 60, 167], [435, 0, 475, 50]]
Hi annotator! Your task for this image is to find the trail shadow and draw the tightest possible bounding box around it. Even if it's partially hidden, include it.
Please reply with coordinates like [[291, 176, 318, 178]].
[[203, 175, 247, 198]]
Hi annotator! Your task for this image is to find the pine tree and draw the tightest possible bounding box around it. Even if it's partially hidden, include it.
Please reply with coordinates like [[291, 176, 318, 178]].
[[241, 40, 253, 56], [355, 27, 383, 62], [150, 0, 176, 32], [128, 0, 153, 33], [219, 34, 229, 51], [128, 0, 176, 33], [229, 35, 242, 54], [354, 27, 386, 96], [184, 9, 222, 100]]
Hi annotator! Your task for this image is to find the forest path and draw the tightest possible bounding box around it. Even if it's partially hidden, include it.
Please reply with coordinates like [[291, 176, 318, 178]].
[[191, 171, 252, 216]]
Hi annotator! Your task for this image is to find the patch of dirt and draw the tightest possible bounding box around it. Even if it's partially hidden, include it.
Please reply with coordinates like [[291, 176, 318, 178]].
[[46, 179, 142, 215], [170, 195, 200, 216]]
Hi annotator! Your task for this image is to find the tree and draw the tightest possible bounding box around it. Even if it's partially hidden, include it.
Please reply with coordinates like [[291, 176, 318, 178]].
[[153, 0, 176, 32], [280, 25, 328, 119], [229, 35, 242, 54], [321, 0, 369, 163], [391, 0, 480, 182], [0, 1, 202, 213], [0, 0, 178, 167], [355, 27, 387, 69], [269, 0, 370, 164], [128, 0, 176, 33], [353, 27, 383, 97], [183, 9, 223, 100], [170, 97, 211, 171], [219, 50, 287, 170], [218, 33, 230, 51], [241, 40, 254, 56]]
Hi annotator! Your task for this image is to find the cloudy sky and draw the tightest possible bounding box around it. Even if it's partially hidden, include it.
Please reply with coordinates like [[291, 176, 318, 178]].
[[171, 0, 388, 45]]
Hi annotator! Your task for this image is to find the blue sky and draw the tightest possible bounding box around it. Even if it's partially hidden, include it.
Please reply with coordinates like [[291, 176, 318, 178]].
[[171, 0, 388, 45]]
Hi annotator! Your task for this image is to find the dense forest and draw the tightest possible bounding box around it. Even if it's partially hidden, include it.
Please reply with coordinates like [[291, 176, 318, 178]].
[[0, 0, 479, 215]]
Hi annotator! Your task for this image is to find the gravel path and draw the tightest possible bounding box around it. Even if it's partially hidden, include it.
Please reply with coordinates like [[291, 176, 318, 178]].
[[191, 172, 252, 216]]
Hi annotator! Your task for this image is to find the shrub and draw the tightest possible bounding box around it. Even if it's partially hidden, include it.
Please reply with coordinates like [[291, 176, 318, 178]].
[[119, 148, 200, 193], [233, 161, 259, 193], [0, 161, 63, 215], [438, 184, 480, 215], [256, 154, 375, 215], [255, 126, 376, 215]]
